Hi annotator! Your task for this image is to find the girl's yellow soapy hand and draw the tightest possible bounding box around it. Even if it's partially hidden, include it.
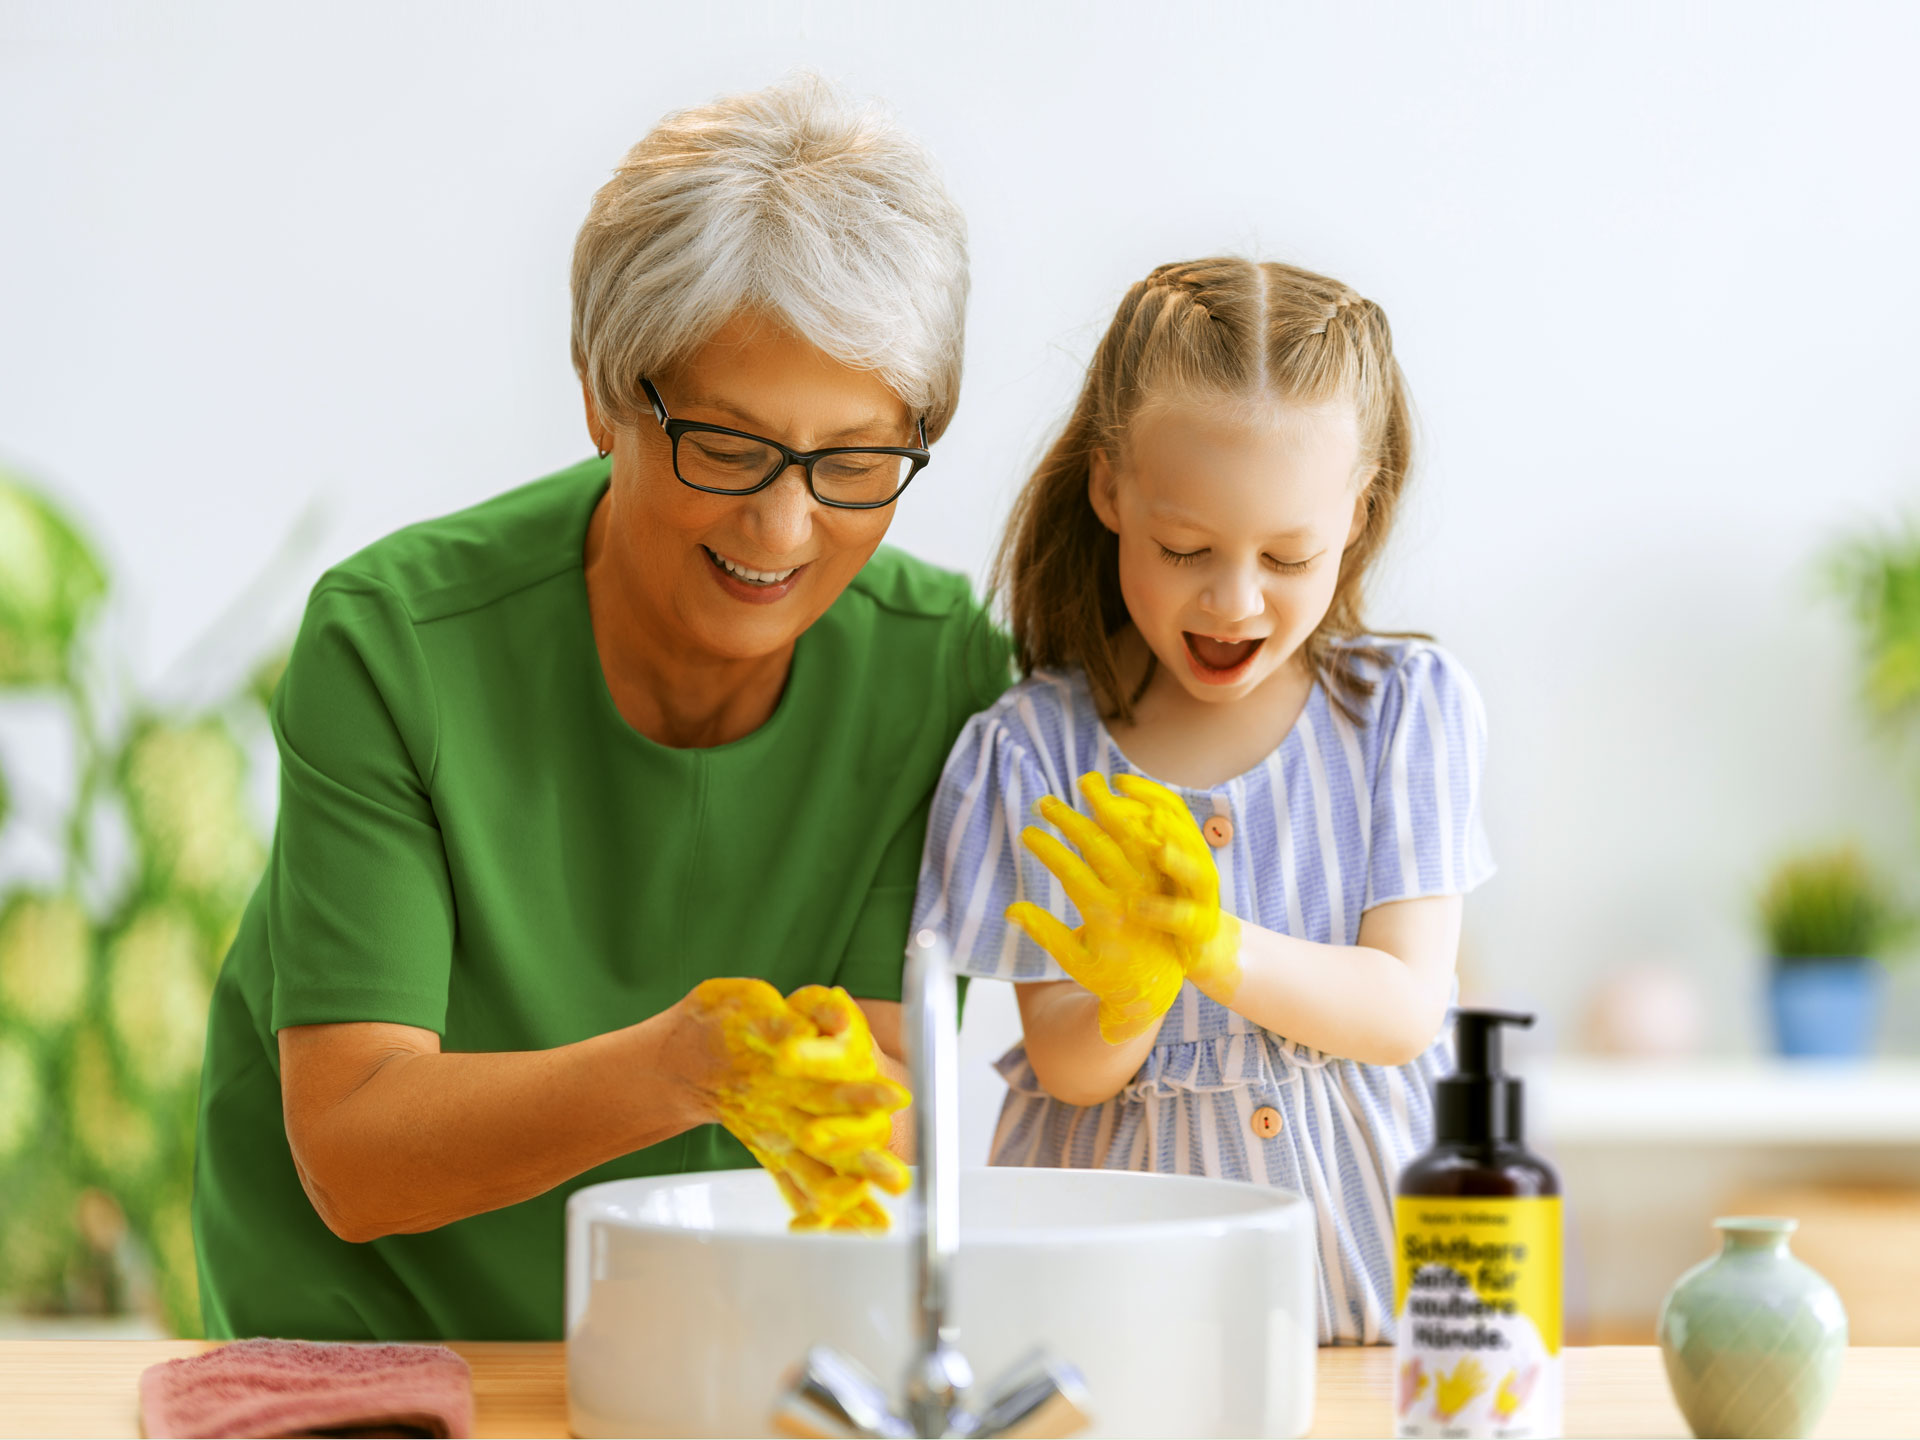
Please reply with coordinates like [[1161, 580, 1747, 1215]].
[[682, 978, 910, 1232], [1095, 773, 1243, 1003], [1006, 773, 1242, 1044]]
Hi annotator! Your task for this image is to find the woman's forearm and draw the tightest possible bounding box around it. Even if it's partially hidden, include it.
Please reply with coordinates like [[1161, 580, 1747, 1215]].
[[1014, 981, 1160, 1106], [283, 995, 916, 1244], [280, 1007, 715, 1242]]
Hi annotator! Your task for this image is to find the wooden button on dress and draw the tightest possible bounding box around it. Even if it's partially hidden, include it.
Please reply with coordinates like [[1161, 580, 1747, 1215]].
[[1202, 815, 1234, 848], [1250, 1105, 1283, 1138]]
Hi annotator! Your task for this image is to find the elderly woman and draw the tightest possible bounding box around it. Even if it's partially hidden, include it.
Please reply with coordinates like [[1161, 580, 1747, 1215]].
[[191, 77, 1004, 1341]]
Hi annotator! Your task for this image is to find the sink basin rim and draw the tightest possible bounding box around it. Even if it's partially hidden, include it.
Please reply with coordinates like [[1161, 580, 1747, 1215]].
[[570, 1167, 1312, 1248]]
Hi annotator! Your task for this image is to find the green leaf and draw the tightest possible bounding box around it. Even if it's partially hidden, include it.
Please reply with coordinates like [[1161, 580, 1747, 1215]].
[[1757, 847, 1909, 961], [68, 1026, 159, 1179], [1831, 525, 1920, 716], [0, 892, 93, 1031], [103, 906, 210, 1094], [119, 718, 265, 912], [247, 651, 288, 711], [0, 471, 108, 689], [147, 1188, 201, 1339], [0, 1031, 43, 1164], [0, 1162, 88, 1310]]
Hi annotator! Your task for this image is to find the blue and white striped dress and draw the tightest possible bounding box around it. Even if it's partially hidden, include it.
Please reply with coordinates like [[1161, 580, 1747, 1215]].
[[909, 639, 1494, 1345]]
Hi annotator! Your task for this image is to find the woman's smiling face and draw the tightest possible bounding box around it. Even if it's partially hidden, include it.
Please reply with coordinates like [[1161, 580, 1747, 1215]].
[[1091, 395, 1366, 704], [593, 311, 914, 665]]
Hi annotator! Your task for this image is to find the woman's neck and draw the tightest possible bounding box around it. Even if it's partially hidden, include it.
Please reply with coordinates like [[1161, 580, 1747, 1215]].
[[583, 493, 794, 749], [1103, 627, 1316, 789]]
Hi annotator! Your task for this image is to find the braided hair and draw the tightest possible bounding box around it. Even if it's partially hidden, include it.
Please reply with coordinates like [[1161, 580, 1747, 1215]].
[[993, 256, 1417, 724]]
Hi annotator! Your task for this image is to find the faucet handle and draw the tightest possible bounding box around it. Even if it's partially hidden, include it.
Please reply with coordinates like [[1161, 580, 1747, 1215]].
[[904, 1339, 975, 1437], [774, 1346, 914, 1439], [970, 1350, 1093, 1439]]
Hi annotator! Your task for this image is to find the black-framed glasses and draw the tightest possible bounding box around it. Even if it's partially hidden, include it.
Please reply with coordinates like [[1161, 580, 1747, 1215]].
[[641, 377, 929, 510]]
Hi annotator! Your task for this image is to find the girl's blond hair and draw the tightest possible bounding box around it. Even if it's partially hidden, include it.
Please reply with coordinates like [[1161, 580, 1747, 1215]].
[[994, 256, 1416, 724]]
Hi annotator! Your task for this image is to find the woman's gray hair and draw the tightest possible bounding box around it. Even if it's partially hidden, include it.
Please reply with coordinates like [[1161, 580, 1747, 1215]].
[[571, 74, 969, 440]]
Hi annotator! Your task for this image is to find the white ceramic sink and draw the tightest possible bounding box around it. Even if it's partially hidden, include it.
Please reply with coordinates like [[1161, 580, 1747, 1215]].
[[566, 1165, 1318, 1438]]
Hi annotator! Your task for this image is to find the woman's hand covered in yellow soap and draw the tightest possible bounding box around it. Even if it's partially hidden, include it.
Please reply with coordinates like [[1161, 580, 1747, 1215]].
[[682, 978, 910, 1232], [1006, 773, 1242, 1045]]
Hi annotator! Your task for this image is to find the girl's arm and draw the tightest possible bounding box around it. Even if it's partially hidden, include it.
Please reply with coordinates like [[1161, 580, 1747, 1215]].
[[1012, 895, 1460, 1103], [1197, 894, 1463, 1066], [1013, 980, 1162, 1106], [1063, 773, 1465, 1065]]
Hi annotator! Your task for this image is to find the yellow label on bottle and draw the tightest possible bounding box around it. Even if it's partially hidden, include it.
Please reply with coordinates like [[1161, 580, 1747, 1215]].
[[1392, 1196, 1562, 1439]]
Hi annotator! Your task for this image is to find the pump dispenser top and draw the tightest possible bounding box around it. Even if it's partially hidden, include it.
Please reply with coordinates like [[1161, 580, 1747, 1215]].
[[1434, 1007, 1534, 1149]]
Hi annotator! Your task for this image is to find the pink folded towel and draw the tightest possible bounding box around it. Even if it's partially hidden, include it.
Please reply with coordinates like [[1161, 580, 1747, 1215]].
[[139, 1337, 474, 1438]]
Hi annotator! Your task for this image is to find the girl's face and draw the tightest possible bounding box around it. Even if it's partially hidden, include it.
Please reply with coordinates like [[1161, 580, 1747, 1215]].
[[1090, 395, 1366, 706]]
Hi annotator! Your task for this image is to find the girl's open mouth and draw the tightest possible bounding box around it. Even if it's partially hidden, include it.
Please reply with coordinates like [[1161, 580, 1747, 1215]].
[[1183, 631, 1265, 684]]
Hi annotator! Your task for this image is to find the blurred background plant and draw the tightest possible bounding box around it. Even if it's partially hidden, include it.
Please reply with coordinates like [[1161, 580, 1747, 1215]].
[[1831, 522, 1920, 728], [1756, 845, 1912, 1060], [1758, 848, 1910, 964], [0, 465, 280, 1336]]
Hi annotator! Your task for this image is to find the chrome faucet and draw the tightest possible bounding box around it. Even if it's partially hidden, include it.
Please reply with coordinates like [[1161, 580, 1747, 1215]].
[[772, 928, 1091, 1439]]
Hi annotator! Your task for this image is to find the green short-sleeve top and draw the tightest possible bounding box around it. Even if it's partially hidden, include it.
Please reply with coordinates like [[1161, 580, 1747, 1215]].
[[192, 458, 1011, 1341]]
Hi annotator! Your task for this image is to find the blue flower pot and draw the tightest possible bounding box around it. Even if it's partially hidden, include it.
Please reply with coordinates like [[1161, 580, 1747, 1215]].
[[1767, 958, 1883, 1058]]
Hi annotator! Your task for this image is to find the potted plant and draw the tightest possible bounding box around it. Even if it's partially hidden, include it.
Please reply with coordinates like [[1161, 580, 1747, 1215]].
[[0, 466, 281, 1334], [1757, 848, 1907, 1058]]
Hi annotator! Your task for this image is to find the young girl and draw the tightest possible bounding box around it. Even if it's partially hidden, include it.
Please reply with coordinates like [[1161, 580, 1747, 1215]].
[[910, 257, 1492, 1347]]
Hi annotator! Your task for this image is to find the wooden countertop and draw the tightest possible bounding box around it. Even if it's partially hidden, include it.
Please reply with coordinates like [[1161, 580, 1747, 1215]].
[[1, 1340, 1914, 1438]]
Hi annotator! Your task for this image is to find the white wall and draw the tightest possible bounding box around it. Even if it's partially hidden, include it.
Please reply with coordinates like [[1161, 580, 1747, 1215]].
[[6, 2, 1920, 1161]]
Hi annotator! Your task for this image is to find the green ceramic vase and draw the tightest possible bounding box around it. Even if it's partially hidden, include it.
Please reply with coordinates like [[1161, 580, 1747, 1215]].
[[1657, 1217, 1847, 1438]]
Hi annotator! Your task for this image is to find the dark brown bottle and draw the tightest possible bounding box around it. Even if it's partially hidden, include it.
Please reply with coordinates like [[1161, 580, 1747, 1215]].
[[1393, 1009, 1563, 1438], [1398, 1009, 1560, 1202]]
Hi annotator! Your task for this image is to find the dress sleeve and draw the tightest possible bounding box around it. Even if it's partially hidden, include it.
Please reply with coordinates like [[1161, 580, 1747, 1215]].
[[1364, 645, 1496, 909], [910, 706, 1074, 982], [266, 578, 456, 1034]]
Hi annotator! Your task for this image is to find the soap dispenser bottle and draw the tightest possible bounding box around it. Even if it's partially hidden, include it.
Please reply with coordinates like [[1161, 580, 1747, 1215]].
[[1393, 1009, 1562, 1440]]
